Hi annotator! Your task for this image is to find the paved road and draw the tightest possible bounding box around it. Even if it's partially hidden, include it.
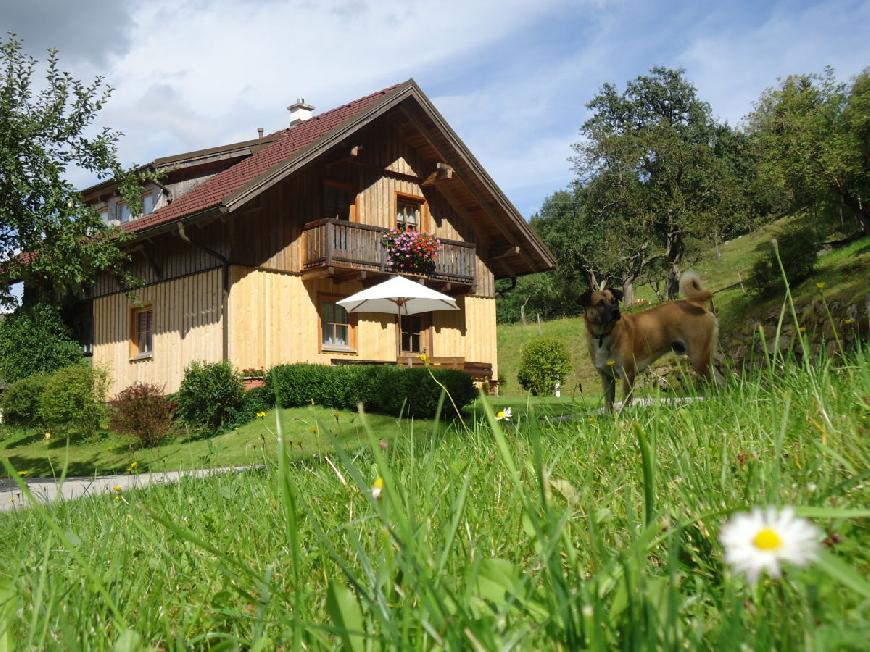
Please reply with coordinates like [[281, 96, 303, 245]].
[[0, 466, 255, 512]]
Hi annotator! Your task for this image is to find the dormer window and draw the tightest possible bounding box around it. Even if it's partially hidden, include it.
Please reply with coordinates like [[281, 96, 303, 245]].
[[143, 193, 155, 215]]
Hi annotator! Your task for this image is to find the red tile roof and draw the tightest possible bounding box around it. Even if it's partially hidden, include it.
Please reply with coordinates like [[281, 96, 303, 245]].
[[125, 82, 406, 235]]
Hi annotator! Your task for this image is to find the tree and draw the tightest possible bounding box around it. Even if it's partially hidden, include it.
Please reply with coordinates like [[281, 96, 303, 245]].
[[0, 303, 82, 382], [573, 67, 748, 298], [747, 67, 869, 235], [0, 35, 144, 308]]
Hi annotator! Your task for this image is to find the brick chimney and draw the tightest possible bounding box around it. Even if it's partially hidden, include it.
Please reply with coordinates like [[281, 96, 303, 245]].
[[287, 98, 315, 125]]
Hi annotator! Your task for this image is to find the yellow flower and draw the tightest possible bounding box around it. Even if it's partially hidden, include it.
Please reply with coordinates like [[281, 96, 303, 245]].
[[816, 282, 825, 290], [129, 461, 138, 468], [496, 407, 512, 421], [371, 477, 384, 499], [418, 353, 429, 363], [18, 470, 29, 477], [799, 326, 806, 333], [256, 411, 266, 418], [43, 431, 51, 440], [112, 485, 123, 493], [606, 359, 617, 367], [844, 318, 855, 325]]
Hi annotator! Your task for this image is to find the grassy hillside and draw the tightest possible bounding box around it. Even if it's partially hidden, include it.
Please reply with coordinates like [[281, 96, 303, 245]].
[[498, 223, 869, 398], [1, 350, 866, 648], [0, 407, 412, 478]]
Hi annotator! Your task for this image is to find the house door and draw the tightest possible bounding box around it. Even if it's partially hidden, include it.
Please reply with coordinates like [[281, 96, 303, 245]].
[[400, 314, 431, 355]]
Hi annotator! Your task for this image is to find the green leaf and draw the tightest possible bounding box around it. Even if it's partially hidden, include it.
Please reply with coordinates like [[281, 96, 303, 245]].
[[474, 558, 520, 607], [112, 628, 142, 652], [0, 578, 17, 652], [326, 581, 364, 652], [815, 551, 870, 599], [795, 507, 870, 519]]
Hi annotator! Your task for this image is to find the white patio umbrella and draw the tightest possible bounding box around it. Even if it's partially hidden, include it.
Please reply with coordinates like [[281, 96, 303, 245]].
[[337, 276, 459, 361]]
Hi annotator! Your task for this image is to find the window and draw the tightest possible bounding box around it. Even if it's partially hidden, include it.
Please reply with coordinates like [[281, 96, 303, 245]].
[[320, 301, 352, 351], [130, 306, 153, 359], [117, 202, 131, 223], [401, 314, 429, 354], [99, 208, 109, 224], [142, 193, 155, 215], [396, 196, 423, 230]]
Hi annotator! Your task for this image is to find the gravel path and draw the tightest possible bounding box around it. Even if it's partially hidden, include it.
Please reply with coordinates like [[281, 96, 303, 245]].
[[0, 466, 256, 512]]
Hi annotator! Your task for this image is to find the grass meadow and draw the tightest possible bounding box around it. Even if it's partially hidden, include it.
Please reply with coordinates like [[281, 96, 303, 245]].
[[1, 346, 867, 649]]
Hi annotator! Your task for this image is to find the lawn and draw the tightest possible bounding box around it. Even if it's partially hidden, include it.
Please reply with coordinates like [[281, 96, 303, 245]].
[[0, 350, 867, 648], [0, 396, 592, 479], [0, 406, 414, 478]]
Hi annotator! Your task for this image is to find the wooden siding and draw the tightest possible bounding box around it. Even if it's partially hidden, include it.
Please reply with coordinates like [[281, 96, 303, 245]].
[[227, 266, 395, 369], [227, 267, 497, 373], [93, 268, 224, 396]]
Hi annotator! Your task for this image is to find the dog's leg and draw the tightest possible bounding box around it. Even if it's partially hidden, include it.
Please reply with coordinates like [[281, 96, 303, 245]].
[[621, 363, 637, 408], [600, 371, 616, 412]]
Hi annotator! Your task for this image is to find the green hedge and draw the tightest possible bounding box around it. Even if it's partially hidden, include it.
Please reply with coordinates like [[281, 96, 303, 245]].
[[268, 364, 476, 418], [1, 374, 49, 427]]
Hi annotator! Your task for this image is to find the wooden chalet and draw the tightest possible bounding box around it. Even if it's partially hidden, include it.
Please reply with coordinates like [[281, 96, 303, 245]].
[[82, 80, 555, 396]]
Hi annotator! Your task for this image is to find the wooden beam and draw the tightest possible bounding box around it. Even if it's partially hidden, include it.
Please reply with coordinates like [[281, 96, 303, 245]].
[[422, 162, 455, 187], [489, 245, 521, 261]]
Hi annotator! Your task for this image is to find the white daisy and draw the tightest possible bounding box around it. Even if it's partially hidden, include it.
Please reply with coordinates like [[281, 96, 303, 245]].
[[496, 407, 512, 421], [371, 477, 384, 500], [719, 507, 821, 584]]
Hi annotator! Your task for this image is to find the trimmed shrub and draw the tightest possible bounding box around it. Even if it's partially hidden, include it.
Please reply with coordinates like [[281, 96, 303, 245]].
[[1, 374, 49, 426], [747, 222, 823, 296], [109, 383, 175, 447], [517, 338, 572, 396], [268, 364, 476, 418], [176, 361, 244, 431], [39, 364, 108, 436], [230, 385, 277, 426], [0, 304, 82, 383]]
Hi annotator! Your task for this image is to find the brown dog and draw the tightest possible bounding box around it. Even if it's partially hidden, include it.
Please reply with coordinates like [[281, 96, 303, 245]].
[[578, 272, 721, 411]]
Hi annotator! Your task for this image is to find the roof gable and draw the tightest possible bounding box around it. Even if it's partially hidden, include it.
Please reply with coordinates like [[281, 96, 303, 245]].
[[122, 80, 555, 275], [125, 82, 407, 234]]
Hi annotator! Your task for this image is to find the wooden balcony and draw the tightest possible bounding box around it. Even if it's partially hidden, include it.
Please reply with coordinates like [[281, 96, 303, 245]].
[[303, 218, 476, 287]]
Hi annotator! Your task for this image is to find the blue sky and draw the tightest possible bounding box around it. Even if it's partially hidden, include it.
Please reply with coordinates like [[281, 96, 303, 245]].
[[3, 0, 868, 218]]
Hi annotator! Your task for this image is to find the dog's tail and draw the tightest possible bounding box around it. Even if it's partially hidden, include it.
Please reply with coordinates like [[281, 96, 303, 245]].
[[679, 270, 713, 305]]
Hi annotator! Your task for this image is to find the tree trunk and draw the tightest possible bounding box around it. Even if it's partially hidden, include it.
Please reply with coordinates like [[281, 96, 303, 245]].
[[665, 232, 683, 300], [667, 263, 680, 300], [622, 277, 635, 306], [520, 297, 529, 326]]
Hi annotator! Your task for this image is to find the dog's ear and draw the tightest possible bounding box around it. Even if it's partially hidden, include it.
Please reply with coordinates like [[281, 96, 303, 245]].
[[577, 289, 593, 307], [610, 288, 623, 303]]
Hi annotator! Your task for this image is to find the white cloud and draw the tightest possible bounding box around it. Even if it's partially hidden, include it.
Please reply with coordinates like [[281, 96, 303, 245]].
[[677, 0, 870, 126]]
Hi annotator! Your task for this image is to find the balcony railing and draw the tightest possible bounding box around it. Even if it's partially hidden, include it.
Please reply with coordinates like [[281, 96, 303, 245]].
[[303, 218, 476, 286]]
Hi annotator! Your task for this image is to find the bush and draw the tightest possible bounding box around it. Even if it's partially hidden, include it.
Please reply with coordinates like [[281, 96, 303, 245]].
[[517, 338, 572, 396], [230, 385, 277, 426], [39, 364, 108, 436], [109, 383, 175, 447], [0, 304, 82, 383], [176, 361, 244, 431], [747, 222, 823, 296], [268, 364, 476, 418], [1, 374, 49, 426]]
